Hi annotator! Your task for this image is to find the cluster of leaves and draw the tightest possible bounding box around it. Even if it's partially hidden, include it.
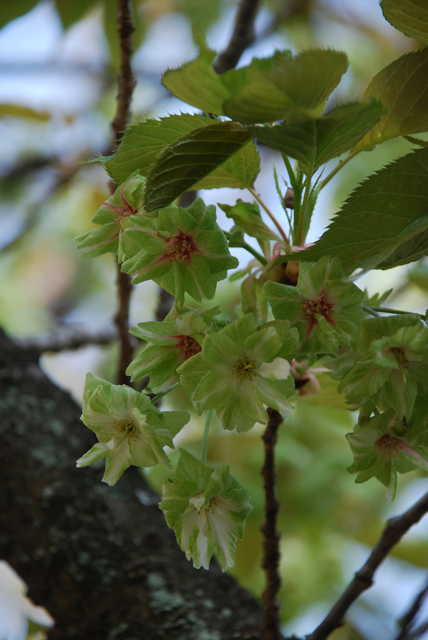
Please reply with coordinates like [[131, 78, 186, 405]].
[[75, 0, 428, 574]]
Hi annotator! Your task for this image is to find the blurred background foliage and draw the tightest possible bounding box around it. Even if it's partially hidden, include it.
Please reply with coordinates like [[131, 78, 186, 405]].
[[2, 1, 428, 639]]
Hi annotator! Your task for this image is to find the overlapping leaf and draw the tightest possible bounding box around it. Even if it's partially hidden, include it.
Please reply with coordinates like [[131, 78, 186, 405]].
[[381, 0, 428, 45], [356, 49, 428, 149], [194, 141, 260, 189], [271, 147, 428, 273], [104, 114, 210, 185], [248, 101, 385, 175], [143, 121, 251, 211], [162, 45, 348, 124]]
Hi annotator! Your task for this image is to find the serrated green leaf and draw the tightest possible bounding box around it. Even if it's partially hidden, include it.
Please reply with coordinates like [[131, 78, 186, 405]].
[[163, 46, 348, 124], [105, 113, 210, 184], [248, 101, 385, 175], [144, 121, 252, 211], [357, 49, 428, 149], [381, 0, 428, 45], [271, 148, 428, 273], [194, 140, 261, 189], [377, 209, 428, 268], [223, 49, 348, 124]]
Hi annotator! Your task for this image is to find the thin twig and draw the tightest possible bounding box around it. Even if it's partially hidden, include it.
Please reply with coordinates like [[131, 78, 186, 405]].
[[261, 408, 284, 640], [111, 0, 137, 385], [305, 490, 428, 640], [395, 579, 428, 640], [405, 619, 428, 640], [213, 0, 261, 74]]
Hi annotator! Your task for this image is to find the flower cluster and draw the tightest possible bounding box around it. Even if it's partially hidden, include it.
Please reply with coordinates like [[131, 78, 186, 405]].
[[76, 374, 189, 485], [178, 314, 299, 432], [160, 449, 253, 571], [347, 408, 428, 502], [75, 172, 146, 259], [120, 197, 238, 305], [127, 304, 219, 393], [331, 314, 428, 419], [265, 256, 364, 357]]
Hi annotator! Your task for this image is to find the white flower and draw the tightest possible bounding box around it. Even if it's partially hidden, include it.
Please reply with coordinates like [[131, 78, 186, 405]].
[[0, 561, 54, 640]]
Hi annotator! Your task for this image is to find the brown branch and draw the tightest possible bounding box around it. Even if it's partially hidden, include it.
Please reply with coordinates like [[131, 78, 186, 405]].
[[213, 0, 262, 74], [395, 579, 428, 640], [13, 323, 128, 353], [261, 408, 284, 640], [110, 0, 137, 385], [305, 490, 428, 640]]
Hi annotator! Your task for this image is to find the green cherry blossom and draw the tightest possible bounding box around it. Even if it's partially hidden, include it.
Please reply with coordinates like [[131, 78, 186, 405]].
[[127, 304, 219, 392], [160, 449, 253, 571], [74, 172, 146, 259], [119, 197, 238, 305], [265, 256, 364, 357], [177, 314, 299, 432], [76, 373, 189, 485], [333, 314, 428, 419], [347, 408, 428, 502]]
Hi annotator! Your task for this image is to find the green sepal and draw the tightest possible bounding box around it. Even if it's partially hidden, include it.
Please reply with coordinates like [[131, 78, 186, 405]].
[[219, 200, 281, 242]]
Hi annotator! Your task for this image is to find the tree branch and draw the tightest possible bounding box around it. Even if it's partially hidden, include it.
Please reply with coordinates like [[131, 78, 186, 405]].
[[0, 328, 265, 639], [395, 578, 428, 640], [111, 0, 137, 385], [305, 490, 428, 640], [261, 408, 284, 640], [213, 0, 261, 74], [13, 323, 126, 353]]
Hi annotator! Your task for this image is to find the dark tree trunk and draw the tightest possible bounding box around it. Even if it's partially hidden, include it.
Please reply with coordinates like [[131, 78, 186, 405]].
[[0, 329, 263, 639]]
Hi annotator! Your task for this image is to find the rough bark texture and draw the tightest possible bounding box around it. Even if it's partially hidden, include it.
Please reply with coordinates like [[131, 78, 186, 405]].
[[0, 329, 263, 639]]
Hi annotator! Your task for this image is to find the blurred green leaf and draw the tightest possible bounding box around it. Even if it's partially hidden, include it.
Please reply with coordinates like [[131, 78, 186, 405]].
[[407, 263, 428, 290], [194, 140, 261, 189], [0, 103, 50, 121], [163, 46, 348, 123], [357, 49, 428, 149], [144, 121, 251, 211], [272, 147, 428, 273], [55, 0, 95, 28], [381, 0, 428, 45], [248, 100, 385, 175], [0, 0, 37, 30]]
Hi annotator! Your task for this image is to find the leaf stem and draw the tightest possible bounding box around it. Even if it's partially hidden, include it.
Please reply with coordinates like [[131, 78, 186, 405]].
[[318, 146, 364, 192], [248, 187, 290, 247], [362, 305, 381, 318], [242, 242, 268, 265], [370, 307, 426, 319], [201, 410, 213, 465], [295, 176, 312, 247], [151, 382, 180, 405]]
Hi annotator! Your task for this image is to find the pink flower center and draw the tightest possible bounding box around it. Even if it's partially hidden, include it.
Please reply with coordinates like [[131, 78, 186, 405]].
[[177, 336, 202, 360], [302, 294, 333, 322], [375, 433, 400, 453], [166, 232, 196, 262]]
